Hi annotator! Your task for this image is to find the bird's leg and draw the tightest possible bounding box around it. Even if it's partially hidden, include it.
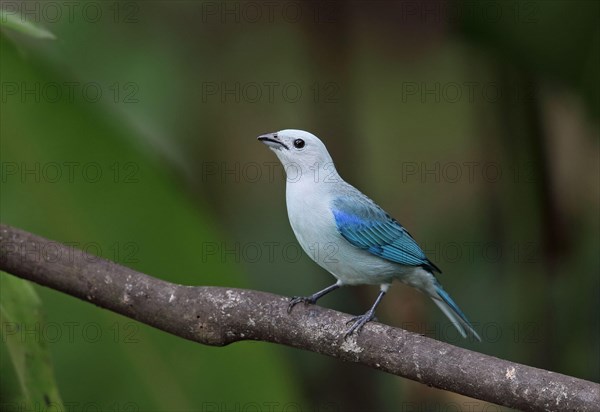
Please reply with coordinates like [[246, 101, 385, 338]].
[[288, 282, 341, 313], [344, 285, 389, 339]]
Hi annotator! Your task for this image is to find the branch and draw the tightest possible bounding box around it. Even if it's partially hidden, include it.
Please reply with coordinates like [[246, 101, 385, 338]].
[[0, 224, 598, 411]]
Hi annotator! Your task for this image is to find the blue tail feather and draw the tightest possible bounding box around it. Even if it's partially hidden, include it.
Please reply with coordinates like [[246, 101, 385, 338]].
[[433, 283, 481, 342]]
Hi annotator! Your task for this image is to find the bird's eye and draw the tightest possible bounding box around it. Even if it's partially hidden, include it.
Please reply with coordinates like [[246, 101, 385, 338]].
[[293, 139, 305, 149]]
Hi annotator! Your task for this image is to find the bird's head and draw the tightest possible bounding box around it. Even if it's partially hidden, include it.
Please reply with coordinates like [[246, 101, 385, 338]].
[[258, 129, 336, 179]]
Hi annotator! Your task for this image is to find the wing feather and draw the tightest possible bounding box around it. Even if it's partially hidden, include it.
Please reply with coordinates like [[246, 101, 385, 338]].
[[332, 195, 440, 273]]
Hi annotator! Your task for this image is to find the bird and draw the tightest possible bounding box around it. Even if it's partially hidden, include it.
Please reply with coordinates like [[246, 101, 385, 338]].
[[258, 129, 481, 341]]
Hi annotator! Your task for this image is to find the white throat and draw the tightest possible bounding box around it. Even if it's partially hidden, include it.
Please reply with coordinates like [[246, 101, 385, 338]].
[[279, 159, 341, 187]]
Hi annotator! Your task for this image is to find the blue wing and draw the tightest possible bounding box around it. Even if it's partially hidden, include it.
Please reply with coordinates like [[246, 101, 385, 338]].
[[332, 195, 440, 273]]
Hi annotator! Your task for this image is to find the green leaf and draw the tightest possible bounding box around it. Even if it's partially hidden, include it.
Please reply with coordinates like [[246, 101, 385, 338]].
[[0, 9, 55, 40], [0, 274, 64, 409]]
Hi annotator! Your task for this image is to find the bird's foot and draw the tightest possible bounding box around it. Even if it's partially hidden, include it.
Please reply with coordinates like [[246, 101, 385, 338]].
[[344, 310, 376, 339], [287, 295, 317, 314]]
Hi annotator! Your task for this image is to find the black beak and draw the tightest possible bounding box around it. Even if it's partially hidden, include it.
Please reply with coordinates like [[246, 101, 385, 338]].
[[258, 133, 289, 150]]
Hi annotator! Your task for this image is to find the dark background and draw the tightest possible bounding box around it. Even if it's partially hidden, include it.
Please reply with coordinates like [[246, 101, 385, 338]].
[[1, 1, 598, 411]]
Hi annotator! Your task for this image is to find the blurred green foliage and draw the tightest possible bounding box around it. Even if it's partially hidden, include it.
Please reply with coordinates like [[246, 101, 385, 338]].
[[0, 8, 55, 39], [1, 275, 63, 408], [1, 24, 300, 412], [1, 1, 598, 411]]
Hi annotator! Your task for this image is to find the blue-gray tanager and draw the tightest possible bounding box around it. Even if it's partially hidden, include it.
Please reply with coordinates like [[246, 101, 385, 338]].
[[258, 129, 481, 341]]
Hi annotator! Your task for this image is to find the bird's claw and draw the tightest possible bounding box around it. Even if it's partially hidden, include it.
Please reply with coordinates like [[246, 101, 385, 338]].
[[287, 296, 316, 314], [344, 311, 375, 339]]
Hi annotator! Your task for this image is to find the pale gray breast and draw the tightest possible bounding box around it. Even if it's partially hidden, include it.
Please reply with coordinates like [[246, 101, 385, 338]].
[[285, 180, 408, 285], [286, 182, 341, 267]]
